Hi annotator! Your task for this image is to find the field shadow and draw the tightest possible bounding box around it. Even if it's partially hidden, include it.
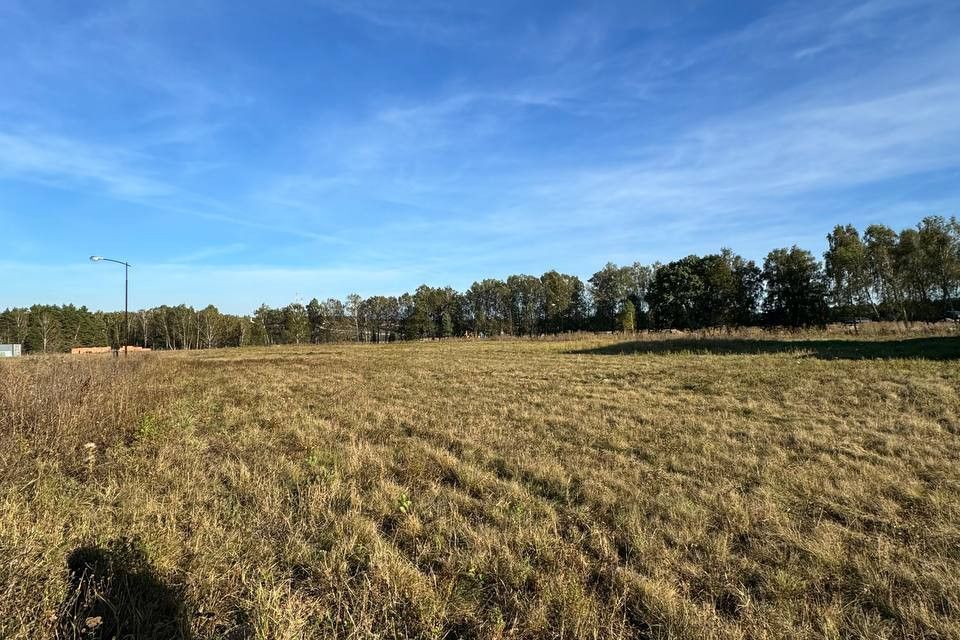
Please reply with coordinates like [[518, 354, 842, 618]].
[[55, 538, 191, 640], [570, 336, 960, 361]]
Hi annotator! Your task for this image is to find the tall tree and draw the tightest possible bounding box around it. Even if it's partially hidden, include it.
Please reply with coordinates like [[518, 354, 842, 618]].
[[253, 304, 284, 346], [199, 305, 222, 349], [507, 275, 545, 336], [136, 309, 152, 348], [647, 256, 703, 329], [345, 293, 363, 341], [864, 224, 908, 323], [283, 303, 309, 344], [362, 296, 400, 342], [405, 286, 437, 339], [762, 247, 829, 328], [306, 298, 326, 344], [619, 300, 636, 333], [625, 262, 654, 328], [726, 251, 763, 327], [917, 216, 960, 313], [466, 279, 513, 336], [589, 263, 632, 331], [322, 298, 348, 341], [824, 225, 874, 320], [895, 228, 934, 320], [540, 271, 588, 333]]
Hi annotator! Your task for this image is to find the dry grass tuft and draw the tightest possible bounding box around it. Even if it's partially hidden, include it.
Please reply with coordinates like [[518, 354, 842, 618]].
[[1, 335, 959, 638], [0, 356, 166, 467]]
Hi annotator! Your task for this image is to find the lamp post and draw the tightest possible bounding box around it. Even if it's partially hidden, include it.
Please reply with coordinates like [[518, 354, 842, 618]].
[[90, 256, 131, 356]]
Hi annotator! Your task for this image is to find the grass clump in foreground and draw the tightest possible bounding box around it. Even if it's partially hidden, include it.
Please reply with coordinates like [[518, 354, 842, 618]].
[[1, 335, 959, 639]]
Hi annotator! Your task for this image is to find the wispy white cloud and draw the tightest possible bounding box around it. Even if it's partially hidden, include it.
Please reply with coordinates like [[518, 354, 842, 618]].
[[459, 77, 959, 264], [2, 0, 959, 307], [168, 243, 248, 264], [0, 127, 353, 247], [0, 130, 170, 198], [308, 0, 496, 45], [286, 0, 960, 218]]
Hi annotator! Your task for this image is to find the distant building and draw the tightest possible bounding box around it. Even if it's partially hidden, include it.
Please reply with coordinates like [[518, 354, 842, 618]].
[[71, 346, 114, 355], [0, 344, 22, 358], [70, 346, 152, 355]]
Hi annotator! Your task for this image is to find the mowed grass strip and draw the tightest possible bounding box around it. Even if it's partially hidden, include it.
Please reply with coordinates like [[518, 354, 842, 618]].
[[1, 336, 959, 639]]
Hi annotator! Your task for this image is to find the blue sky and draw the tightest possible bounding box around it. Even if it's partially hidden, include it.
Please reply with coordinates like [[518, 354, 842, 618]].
[[1, 0, 958, 313]]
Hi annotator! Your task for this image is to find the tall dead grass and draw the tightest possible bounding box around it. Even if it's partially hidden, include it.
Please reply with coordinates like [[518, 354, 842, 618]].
[[0, 356, 166, 474], [1, 336, 959, 639]]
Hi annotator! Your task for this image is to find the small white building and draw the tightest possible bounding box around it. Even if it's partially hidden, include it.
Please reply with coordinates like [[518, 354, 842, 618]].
[[0, 344, 22, 357]]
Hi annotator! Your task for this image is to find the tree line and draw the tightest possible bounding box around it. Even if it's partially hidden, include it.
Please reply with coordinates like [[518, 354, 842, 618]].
[[2, 215, 958, 353]]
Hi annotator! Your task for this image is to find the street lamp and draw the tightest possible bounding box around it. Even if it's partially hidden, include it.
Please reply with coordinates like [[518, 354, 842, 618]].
[[90, 256, 131, 356]]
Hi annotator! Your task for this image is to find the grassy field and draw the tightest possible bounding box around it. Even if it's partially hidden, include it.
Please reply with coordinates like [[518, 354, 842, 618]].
[[2, 334, 959, 639]]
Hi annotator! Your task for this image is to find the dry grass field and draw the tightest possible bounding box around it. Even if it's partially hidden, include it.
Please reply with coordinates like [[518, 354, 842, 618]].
[[2, 333, 959, 639]]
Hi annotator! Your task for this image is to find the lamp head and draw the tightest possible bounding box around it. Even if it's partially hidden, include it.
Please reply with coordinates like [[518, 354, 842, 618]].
[[90, 256, 104, 262]]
